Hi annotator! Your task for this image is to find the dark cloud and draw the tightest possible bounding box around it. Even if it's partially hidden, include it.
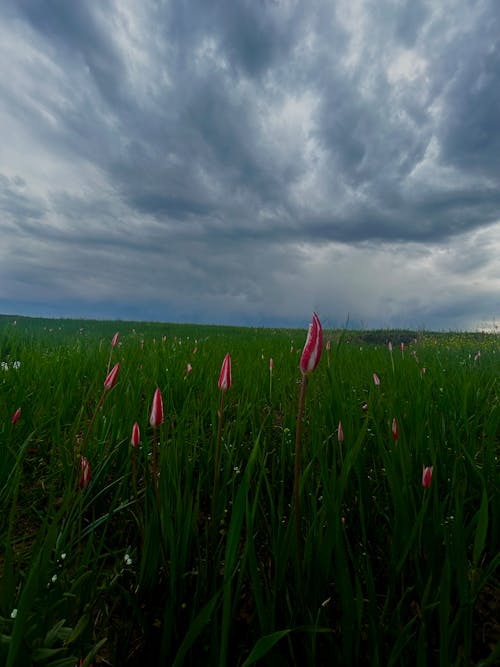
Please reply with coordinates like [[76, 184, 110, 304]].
[[439, 10, 500, 174], [1, 0, 499, 329]]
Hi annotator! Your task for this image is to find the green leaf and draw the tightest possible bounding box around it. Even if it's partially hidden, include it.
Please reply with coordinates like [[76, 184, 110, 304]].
[[32, 646, 67, 662], [63, 614, 89, 646], [242, 629, 292, 666], [0, 540, 15, 615], [44, 619, 70, 648], [472, 487, 488, 567], [171, 592, 220, 667]]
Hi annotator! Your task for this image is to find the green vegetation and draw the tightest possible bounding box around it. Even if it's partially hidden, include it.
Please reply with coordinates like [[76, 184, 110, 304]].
[[0, 314, 499, 665]]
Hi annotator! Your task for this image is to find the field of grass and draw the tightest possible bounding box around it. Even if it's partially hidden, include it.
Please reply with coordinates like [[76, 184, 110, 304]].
[[0, 314, 499, 666]]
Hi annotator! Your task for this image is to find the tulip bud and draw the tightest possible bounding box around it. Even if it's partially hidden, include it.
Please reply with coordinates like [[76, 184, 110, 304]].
[[186, 363, 193, 375], [111, 332, 120, 347], [79, 456, 91, 490], [373, 373, 380, 386], [218, 353, 232, 391], [11, 407, 21, 424], [392, 417, 398, 442], [150, 388, 164, 427], [131, 421, 141, 447], [337, 420, 344, 444], [104, 362, 120, 391], [269, 358, 274, 372], [422, 465, 433, 489], [299, 313, 323, 375]]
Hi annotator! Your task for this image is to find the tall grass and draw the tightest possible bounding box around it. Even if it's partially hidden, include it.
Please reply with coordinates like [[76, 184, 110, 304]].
[[0, 315, 498, 665]]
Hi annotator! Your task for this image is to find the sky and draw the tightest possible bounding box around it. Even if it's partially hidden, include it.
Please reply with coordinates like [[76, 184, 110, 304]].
[[1, 0, 500, 331]]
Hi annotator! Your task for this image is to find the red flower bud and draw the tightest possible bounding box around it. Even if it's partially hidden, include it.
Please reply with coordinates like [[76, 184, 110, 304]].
[[150, 387, 164, 427], [422, 465, 433, 489], [392, 417, 398, 442], [104, 362, 120, 391], [80, 456, 91, 489], [337, 420, 344, 444], [299, 312, 323, 375], [11, 407, 21, 424], [218, 353, 232, 391], [131, 421, 141, 447]]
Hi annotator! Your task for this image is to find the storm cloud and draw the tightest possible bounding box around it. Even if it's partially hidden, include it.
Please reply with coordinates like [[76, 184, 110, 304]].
[[1, 0, 499, 330]]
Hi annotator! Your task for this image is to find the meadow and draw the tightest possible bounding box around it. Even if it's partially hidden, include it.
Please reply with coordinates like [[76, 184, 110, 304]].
[[0, 314, 498, 666]]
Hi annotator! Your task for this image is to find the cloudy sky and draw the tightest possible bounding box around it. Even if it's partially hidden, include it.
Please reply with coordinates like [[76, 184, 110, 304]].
[[1, 0, 499, 330]]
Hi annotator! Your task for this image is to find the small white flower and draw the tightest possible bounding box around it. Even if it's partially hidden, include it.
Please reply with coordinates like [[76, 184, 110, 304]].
[[124, 553, 132, 566], [60, 552, 67, 560], [10, 608, 17, 619], [12, 361, 21, 369], [51, 574, 58, 583]]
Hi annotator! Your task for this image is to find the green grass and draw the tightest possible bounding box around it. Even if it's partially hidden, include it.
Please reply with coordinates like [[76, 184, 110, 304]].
[[0, 314, 499, 666]]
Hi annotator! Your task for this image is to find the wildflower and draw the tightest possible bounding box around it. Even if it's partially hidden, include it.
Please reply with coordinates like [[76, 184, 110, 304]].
[[11, 407, 21, 424], [299, 313, 323, 375], [388, 341, 393, 353], [337, 421, 344, 444], [422, 465, 433, 489], [218, 353, 232, 391], [150, 387, 164, 427], [269, 358, 274, 372], [294, 313, 323, 565], [326, 340, 331, 352], [131, 421, 141, 447], [79, 457, 91, 490], [1, 361, 8, 371], [104, 362, 120, 391], [373, 373, 380, 386], [392, 417, 398, 442], [186, 363, 193, 375], [111, 332, 120, 347], [124, 553, 132, 566], [10, 609, 17, 619]]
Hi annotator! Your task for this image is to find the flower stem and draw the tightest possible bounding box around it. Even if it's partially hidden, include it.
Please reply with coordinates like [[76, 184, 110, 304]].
[[212, 391, 225, 521], [293, 373, 308, 569], [152, 425, 161, 517], [80, 391, 106, 458]]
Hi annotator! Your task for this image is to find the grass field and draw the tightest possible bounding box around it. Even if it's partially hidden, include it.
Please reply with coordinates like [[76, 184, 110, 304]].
[[0, 314, 499, 666]]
